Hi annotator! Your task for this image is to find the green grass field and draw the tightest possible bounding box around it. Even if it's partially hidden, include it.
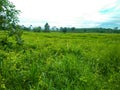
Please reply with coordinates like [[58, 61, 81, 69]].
[[0, 31, 120, 90]]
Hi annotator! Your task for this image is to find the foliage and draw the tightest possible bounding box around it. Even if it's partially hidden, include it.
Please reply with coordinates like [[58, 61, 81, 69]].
[[8, 28, 24, 45], [0, 0, 23, 47], [0, 0, 20, 30], [0, 31, 120, 90], [44, 23, 50, 32], [66, 28, 120, 33], [60, 27, 67, 33], [33, 26, 41, 32]]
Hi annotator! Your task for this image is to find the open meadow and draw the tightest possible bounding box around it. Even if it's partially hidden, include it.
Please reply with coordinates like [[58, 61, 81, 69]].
[[0, 31, 120, 90]]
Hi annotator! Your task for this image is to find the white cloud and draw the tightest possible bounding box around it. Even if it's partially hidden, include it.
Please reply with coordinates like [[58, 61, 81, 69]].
[[10, 0, 119, 28]]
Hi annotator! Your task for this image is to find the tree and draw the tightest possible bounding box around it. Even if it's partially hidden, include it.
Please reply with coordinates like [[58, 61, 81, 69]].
[[114, 27, 118, 30], [51, 26, 57, 31], [0, 0, 23, 45], [29, 25, 33, 30], [60, 27, 67, 33], [44, 23, 50, 32], [33, 26, 41, 32], [71, 27, 75, 32], [0, 0, 20, 30]]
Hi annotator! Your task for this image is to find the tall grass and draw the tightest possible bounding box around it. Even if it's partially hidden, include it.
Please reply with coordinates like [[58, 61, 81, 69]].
[[0, 31, 120, 90]]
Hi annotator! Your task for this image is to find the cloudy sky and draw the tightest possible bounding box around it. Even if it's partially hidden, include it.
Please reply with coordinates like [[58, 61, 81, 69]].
[[10, 0, 120, 28]]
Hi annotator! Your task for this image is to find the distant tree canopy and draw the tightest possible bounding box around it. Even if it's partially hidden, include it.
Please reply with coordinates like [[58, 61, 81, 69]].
[[0, 0, 20, 30], [33, 26, 41, 32], [44, 23, 50, 32]]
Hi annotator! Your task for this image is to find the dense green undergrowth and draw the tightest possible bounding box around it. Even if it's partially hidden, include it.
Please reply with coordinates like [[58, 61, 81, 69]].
[[0, 31, 120, 90]]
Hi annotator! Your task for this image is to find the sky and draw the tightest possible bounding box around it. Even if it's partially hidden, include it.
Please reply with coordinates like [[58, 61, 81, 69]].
[[9, 0, 120, 28]]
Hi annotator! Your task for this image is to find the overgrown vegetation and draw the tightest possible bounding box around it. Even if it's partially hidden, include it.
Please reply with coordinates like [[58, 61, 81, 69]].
[[0, 0, 120, 90], [0, 0, 23, 50], [0, 0, 20, 30], [0, 31, 120, 90]]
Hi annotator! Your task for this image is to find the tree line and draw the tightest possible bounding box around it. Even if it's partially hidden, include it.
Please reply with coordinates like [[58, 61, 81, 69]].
[[18, 24, 120, 33]]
